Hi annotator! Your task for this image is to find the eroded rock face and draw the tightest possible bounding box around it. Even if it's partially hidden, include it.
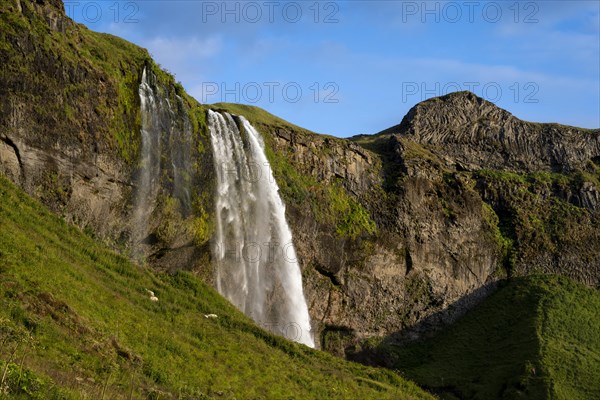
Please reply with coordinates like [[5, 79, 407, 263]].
[[0, 131, 129, 238], [390, 91, 600, 173], [253, 92, 599, 354], [270, 128, 378, 196]]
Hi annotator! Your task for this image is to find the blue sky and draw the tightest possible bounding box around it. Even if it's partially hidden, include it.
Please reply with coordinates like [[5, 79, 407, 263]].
[[67, 1, 600, 137]]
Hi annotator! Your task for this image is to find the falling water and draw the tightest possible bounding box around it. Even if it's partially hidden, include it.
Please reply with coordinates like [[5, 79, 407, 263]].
[[132, 67, 162, 259], [132, 67, 193, 258], [208, 110, 314, 347]]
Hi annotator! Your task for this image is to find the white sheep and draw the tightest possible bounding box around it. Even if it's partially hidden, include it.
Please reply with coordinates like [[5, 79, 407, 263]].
[[204, 314, 218, 319], [145, 289, 159, 302]]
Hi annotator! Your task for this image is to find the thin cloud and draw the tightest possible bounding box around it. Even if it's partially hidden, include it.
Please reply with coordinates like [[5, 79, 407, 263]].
[[140, 35, 222, 80]]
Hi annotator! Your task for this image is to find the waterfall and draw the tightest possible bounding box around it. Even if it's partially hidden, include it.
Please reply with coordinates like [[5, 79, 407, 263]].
[[132, 67, 192, 258], [132, 67, 162, 259], [208, 110, 314, 347]]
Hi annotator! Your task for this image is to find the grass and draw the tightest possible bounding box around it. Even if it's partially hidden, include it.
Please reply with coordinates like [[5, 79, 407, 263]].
[[209, 103, 311, 134], [320, 183, 378, 239], [0, 174, 431, 399], [349, 133, 393, 156], [388, 275, 600, 400]]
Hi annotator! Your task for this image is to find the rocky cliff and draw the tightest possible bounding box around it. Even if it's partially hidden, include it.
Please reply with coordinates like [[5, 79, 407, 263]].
[[1, 0, 598, 359], [386, 91, 600, 173], [0, 0, 212, 271], [213, 98, 599, 356]]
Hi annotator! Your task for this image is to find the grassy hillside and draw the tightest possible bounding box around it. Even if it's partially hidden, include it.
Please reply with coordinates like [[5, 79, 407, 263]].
[[210, 103, 311, 134], [387, 275, 600, 400], [0, 174, 431, 399]]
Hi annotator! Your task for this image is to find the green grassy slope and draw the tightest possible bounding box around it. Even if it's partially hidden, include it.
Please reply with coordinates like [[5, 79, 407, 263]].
[[210, 103, 311, 134], [0, 174, 432, 399], [209, 103, 349, 144], [388, 275, 600, 400]]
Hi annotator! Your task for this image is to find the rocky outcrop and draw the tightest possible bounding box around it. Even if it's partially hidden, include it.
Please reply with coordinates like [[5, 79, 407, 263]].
[[385, 91, 600, 173], [269, 127, 380, 196]]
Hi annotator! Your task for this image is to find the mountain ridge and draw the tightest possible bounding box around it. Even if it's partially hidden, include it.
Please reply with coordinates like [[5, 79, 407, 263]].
[[357, 91, 600, 174]]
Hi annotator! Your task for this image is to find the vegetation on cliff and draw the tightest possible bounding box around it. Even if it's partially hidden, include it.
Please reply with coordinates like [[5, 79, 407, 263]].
[[1, 0, 144, 162], [0, 0, 209, 164], [473, 169, 600, 283]]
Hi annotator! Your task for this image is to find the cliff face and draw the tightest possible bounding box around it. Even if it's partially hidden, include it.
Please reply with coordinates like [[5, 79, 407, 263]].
[[224, 95, 599, 354], [381, 93, 600, 288], [0, 0, 212, 271], [390, 91, 600, 173], [1, 0, 131, 239], [1, 1, 599, 359]]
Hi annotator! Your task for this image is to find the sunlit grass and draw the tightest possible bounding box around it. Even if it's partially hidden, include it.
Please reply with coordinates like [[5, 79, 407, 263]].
[[0, 174, 431, 399]]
